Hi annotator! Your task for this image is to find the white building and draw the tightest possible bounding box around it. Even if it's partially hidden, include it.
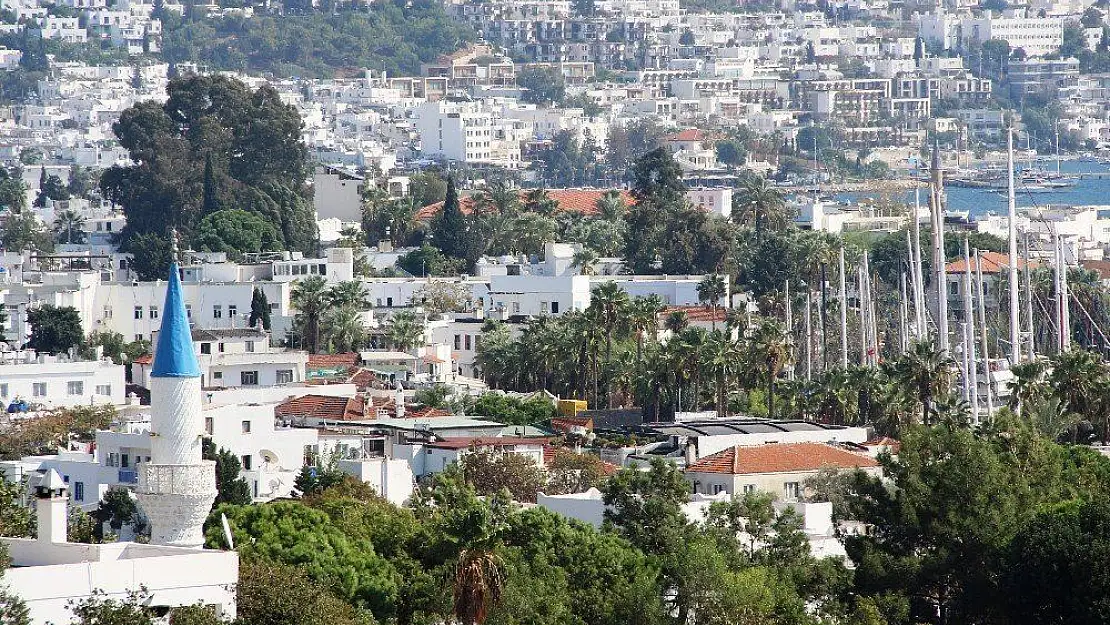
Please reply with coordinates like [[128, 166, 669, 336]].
[[684, 442, 881, 498], [414, 100, 523, 168], [137, 327, 309, 390], [0, 351, 126, 409], [1, 471, 238, 625]]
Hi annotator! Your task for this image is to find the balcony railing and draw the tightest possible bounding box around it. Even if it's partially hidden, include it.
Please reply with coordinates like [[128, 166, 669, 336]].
[[118, 469, 138, 484]]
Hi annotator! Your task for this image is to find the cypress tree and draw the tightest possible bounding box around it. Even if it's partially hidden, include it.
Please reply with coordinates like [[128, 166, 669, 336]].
[[431, 175, 466, 258], [249, 287, 271, 330]]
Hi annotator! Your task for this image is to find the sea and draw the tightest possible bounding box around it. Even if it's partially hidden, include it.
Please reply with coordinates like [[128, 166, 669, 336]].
[[838, 158, 1110, 220]]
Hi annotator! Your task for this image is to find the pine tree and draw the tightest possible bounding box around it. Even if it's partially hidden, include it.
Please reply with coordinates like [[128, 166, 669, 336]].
[[202, 153, 220, 215], [249, 287, 271, 330], [431, 176, 466, 259]]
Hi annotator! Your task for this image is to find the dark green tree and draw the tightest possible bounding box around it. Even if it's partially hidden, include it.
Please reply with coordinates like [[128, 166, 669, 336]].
[[248, 287, 271, 330], [193, 209, 282, 260], [516, 67, 566, 106], [26, 304, 83, 354], [203, 438, 252, 507], [126, 232, 173, 281], [430, 177, 467, 259]]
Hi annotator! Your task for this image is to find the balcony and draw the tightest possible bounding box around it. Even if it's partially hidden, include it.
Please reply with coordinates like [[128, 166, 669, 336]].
[[118, 469, 138, 484]]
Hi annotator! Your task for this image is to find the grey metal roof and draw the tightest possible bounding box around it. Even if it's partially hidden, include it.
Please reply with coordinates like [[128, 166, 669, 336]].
[[643, 419, 847, 437]]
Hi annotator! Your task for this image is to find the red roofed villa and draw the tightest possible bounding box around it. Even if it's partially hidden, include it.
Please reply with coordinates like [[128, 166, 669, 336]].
[[685, 442, 880, 498], [416, 188, 634, 221]]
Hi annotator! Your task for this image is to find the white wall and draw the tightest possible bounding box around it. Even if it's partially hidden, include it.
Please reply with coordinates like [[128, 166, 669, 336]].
[[0, 359, 125, 408]]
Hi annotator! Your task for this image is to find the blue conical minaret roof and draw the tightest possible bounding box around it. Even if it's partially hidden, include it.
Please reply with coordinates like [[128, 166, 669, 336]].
[[151, 263, 201, 378]]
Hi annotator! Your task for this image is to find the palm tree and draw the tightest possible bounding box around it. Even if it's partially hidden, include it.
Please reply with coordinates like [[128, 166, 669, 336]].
[[1048, 348, 1110, 440], [571, 247, 600, 275], [324, 306, 365, 353], [588, 282, 630, 407], [629, 295, 665, 363], [732, 176, 791, 238], [523, 188, 559, 216], [696, 274, 727, 329], [704, 330, 740, 417], [53, 209, 85, 244], [291, 276, 329, 353], [889, 339, 955, 425], [594, 190, 626, 221], [1008, 359, 1050, 414], [485, 179, 521, 216], [386, 310, 425, 351], [327, 280, 370, 310], [454, 548, 505, 625], [748, 318, 792, 419], [664, 310, 689, 334]]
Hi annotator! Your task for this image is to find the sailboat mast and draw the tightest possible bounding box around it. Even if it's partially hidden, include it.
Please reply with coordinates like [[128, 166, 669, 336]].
[[963, 237, 979, 424], [1007, 129, 1021, 364], [1023, 231, 1035, 359], [931, 144, 949, 353], [785, 280, 794, 380], [805, 288, 813, 381], [839, 246, 849, 368], [912, 187, 926, 334], [975, 249, 995, 416], [900, 272, 910, 353]]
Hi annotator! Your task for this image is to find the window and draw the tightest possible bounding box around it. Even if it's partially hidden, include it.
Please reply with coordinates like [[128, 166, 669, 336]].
[[218, 343, 225, 353], [213, 371, 223, 380], [241, 370, 259, 386], [73, 481, 84, 502], [784, 482, 802, 500], [103, 305, 113, 319], [95, 384, 111, 396], [241, 455, 252, 470], [134, 306, 143, 319], [67, 381, 84, 396], [276, 369, 294, 384], [213, 305, 222, 319], [0, 384, 6, 398], [149, 306, 158, 319], [454, 334, 461, 350], [32, 383, 47, 397], [107, 453, 118, 467], [228, 305, 237, 319], [121, 454, 130, 468], [464, 335, 472, 350], [245, 341, 255, 353], [200, 343, 211, 355], [241, 420, 251, 433], [135, 334, 143, 342], [712, 484, 725, 495], [205, 417, 213, 435], [743, 484, 756, 494], [551, 301, 559, 314], [512, 302, 521, 313], [185, 304, 192, 319]]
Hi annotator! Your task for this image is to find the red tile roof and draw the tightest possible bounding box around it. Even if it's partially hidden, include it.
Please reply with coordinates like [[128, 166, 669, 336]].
[[661, 305, 728, 323], [308, 353, 360, 369], [275, 394, 365, 421], [685, 442, 879, 475], [133, 354, 152, 365], [666, 129, 705, 142], [416, 188, 635, 220], [1082, 260, 1110, 280], [426, 436, 553, 450], [406, 406, 454, 419], [346, 367, 382, 390], [944, 251, 1036, 274], [550, 414, 594, 432]]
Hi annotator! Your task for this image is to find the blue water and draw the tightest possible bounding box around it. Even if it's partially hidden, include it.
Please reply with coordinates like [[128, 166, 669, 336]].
[[839, 158, 1110, 219]]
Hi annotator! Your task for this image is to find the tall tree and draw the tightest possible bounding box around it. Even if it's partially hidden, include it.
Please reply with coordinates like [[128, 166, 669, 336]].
[[291, 276, 329, 353], [27, 304, 83, 354], [203, 438, 252, 507], [431, 177, 467, 260], [248, 287, 271, 330]]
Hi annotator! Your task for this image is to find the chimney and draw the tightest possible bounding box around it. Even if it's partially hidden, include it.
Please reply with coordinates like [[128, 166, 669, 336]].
[[395, 381, 405, 418], [35, 469, 68, 543]]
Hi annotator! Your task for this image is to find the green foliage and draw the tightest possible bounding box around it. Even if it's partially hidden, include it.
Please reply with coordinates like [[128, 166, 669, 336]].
[[1, 211, 53, 253], [459, 449, 548, 503], [125, 233, 173, 281], [517, 67, 566, 106], [0, 479, 34, 538], [193, 209, 281, 260], [397, 244, 466, 277], [248, 287, 271, 330], [207, 501, 401, 617], [408, 170, 448, 209], [466, 393, 557, 425], [161, 7, 474, 78], [237, 560, 377, 625], [27, 304, 83, 354], [94, 487, 138, 537], [103, 75, 315, 255], [202, 438, 252, 507], [66, 589, 155, 625]]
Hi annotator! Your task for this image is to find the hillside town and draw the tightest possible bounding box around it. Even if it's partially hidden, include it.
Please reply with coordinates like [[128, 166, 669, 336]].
[[4, 0, 1110, 622]]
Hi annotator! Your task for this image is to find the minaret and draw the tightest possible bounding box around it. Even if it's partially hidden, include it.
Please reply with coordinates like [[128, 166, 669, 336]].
[[136, 261, 217, 548]]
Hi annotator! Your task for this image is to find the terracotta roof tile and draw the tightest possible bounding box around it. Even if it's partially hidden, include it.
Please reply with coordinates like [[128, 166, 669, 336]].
[[944, 251, 1037, 274], [416, 188, 635, 220], [133, 354, 153, 365], [275, 394, 365, 421], [308, 353, 360, 368], [685, 442, 879, 475], [406, 406, 454, 419], [661, 305, 728, 323], [426, 436, 553, 450], [666, 129, 705, 142]]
